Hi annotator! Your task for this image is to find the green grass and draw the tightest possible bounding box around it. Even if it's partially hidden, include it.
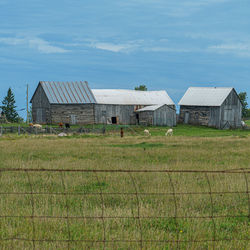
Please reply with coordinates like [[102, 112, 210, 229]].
[[245, 119, 250, 126], [0, 127, 249, 249], [1, 123, 250, 138]]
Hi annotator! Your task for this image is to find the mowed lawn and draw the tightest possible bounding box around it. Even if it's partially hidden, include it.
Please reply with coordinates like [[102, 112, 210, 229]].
[[0, 125, 249, 249]]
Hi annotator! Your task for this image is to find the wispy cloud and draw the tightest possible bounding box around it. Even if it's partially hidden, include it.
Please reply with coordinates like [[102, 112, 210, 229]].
[[144, 47, 190, 53], [0, 36, 69, 54], [87, 39, 192, 54], [119, 0, 230, 17], [90, 42, 137, 53], [209, 43, 250, 57]]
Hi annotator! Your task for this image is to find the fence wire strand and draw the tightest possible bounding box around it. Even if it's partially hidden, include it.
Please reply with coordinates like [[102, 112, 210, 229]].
[[0, 168, 249, 249]]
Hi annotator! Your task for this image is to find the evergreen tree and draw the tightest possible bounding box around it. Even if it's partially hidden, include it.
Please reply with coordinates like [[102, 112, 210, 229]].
[[1, 88, 19, 122], [135, 85, 147, 91], [238, 92, 248, 118]]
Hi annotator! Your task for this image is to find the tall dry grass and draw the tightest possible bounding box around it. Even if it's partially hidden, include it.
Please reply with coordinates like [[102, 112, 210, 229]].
[[0, 134, 249, 249]]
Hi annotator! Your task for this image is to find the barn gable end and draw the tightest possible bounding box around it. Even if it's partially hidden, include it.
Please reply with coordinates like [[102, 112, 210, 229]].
[[31, 83, 51, 124]]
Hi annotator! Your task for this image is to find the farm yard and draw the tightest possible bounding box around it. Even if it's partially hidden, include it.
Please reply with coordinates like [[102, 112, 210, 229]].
[[0, 125, 249, 249]]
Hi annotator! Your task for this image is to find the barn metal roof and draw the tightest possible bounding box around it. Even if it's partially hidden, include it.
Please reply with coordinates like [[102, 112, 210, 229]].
[[92, 89, 175, 105], [178, 87, 233, 106], [38, 81, 96, 104], [136, 104, 164, 112]]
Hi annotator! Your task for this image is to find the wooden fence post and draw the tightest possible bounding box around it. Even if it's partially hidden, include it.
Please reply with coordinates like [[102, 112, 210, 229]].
[[18, 126, 21, 135], [0, 126, 2, 136]]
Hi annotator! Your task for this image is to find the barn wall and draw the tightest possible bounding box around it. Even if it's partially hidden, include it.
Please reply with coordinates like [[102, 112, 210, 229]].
[[153, 105, 176, 126], [208, 107, 221, 128], [94, 104, 136, 125], [50, 104, 95, 124], [220, 90, 242, 129], [138, 111, 154, 126], [179, 106, 220, 128], [31, 84, 51, 124], [138, 105, 176, 126]]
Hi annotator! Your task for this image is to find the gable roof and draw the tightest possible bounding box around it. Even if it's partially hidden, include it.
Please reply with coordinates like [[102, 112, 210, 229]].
[[178, 87, 234, 106], [31, 81, 96, 104], [92, 89, 175, 105]]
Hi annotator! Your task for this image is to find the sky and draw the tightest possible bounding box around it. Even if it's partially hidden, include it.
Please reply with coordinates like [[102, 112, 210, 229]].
[[0, 0, 250, 117]]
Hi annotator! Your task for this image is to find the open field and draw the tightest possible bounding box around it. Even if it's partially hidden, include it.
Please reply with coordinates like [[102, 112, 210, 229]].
[[0, 126, 249, 249]]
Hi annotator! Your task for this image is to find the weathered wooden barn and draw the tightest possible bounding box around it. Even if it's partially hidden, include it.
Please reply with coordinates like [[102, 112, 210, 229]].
[[92, 89, 176, 126], [31, 81, 176, 126], [178, 87, 242, 129], [30, 81, 96, 124]]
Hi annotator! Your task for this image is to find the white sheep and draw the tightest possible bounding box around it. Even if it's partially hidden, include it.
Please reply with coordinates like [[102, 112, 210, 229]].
[[144, 129, 151, 136], [165, 128, 173, 136], [58, 132, 68, 137], [241, 121, 246, 128], [33, 124, 42, 129]]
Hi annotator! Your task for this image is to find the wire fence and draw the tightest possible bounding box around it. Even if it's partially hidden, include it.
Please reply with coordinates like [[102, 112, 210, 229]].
[[0, 168, 249, 249], [0, 126, 107, 135]]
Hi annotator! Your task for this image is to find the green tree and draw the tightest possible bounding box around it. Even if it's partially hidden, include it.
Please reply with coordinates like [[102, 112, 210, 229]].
[[238, 92, 248, 118], [1, 88, 19, 122], [135, 85, 147, 91]]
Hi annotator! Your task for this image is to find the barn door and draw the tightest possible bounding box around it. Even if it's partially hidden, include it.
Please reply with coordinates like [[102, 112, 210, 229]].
[[36, 108, 43, 123], [184, 112, 189, 124], [71, 115, 77, 125]]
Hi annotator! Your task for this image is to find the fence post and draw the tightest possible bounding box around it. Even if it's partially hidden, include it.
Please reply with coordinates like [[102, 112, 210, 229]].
[[18, 126, 21, 135], [102, 126, 106, 135], [0, 126, 2, 136]]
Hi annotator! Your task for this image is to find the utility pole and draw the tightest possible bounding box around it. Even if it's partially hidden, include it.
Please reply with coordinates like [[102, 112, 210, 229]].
[[26, 84, 29, 124]]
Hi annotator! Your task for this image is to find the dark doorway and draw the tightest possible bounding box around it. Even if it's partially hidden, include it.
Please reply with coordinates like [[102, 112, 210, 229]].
[[111, 117, 117, 124], [136, 113, 139, 124]]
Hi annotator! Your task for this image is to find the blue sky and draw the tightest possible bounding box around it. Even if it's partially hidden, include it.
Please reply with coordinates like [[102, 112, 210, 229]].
[[0, 0, 249, 117]]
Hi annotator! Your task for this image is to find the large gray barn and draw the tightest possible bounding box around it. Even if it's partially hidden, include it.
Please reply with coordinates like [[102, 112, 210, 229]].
[[178, 87, 242, 129], [31, 81, 176, 126]]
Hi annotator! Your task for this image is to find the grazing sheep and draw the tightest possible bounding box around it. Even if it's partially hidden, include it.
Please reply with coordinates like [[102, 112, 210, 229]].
[[58, 132, 67, 137], [165, 128, 173, 136], [144, 129, 151, 136], [33, 124, 42, 129], [241, 121, 246, 128]]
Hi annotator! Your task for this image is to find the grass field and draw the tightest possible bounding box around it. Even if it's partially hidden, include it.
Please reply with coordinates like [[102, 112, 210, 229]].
[[0, 125, 249, 249]]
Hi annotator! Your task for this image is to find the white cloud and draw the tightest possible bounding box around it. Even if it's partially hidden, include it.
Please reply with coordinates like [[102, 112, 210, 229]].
[[28, 38, 69, 54], [0, 37, 69, 54], [90, 42, 137, 53], [88, 39, 192, 54], [209, 43, 250, 57], [144, 47, 190, 53]]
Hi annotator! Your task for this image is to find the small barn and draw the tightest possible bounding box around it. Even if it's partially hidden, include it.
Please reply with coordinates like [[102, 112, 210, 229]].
[[178, 87, 242, 129], [135, 104, 176, 126], [31, 81, 177, 126]]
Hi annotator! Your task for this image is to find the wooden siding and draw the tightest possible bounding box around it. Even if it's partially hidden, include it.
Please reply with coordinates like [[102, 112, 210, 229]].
[[220, 89, 242, 129], [94, 104, 135, 125], [50, 104, 95, 125], [31, 84, 51, 124], [179, 106, 221, 128], [138, 105, 176, 126]]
